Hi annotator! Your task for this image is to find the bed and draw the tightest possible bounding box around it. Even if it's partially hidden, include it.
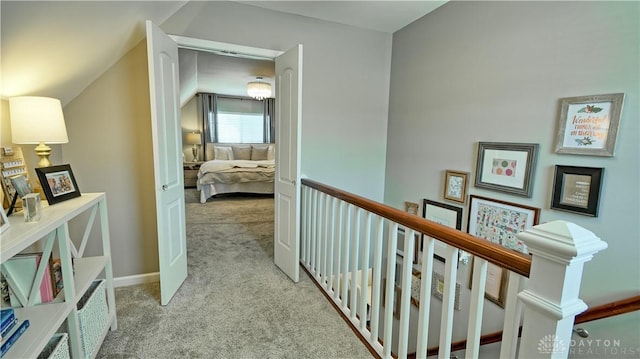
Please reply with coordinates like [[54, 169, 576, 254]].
[[196, 144, 275, 203]]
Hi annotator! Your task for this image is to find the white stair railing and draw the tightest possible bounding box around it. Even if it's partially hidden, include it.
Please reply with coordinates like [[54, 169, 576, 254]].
[[300, 179, 606, 359]]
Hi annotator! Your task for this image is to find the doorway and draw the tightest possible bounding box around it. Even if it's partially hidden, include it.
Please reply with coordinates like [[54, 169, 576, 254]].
[[147, 28, 302, 304]]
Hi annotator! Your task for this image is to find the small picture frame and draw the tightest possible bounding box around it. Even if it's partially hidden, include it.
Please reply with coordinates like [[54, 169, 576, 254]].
[[443, 170, 469, 203], [36, 164, 81, 205], [474, 142, 539, 197], [554, 93, 624, 157], [551, 165, 604, 217], [0, 208, 9, 233], [404, 201, 419, 216], [9, 174, 32, 198]]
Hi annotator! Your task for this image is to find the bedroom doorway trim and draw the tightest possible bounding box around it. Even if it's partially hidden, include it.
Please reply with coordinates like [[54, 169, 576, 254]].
[[169, 34, 303, 283]]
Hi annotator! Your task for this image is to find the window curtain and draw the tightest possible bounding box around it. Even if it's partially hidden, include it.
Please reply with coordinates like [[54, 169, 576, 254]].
[[199, 93, 216, 160], [264, 98, 275, 143], [199, 93, 276, 160]]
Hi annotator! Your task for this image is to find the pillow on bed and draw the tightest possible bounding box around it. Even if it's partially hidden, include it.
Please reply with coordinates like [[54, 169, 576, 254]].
[[232, 145, 252, 160], [214, 146, 234, 160], [251, 146, 269, 160]]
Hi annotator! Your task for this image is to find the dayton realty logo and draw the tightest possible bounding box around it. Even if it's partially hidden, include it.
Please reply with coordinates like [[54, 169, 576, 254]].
[[538, 334, 567, 354]]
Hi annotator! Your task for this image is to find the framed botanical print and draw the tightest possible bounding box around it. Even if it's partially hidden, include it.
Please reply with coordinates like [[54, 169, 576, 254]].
[[443, 170, 469, 203]]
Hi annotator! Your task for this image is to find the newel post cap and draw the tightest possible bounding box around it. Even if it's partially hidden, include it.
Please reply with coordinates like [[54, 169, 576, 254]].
[[517, 220, 608, 262]]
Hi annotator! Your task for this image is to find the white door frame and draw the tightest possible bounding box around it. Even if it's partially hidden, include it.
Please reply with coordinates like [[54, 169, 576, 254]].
[[169, 35, 303, 279]]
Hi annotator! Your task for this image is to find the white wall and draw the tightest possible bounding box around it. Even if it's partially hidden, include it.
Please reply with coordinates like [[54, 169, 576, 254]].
[[385, 0, 639, 349], [161, 1, 392, 200]]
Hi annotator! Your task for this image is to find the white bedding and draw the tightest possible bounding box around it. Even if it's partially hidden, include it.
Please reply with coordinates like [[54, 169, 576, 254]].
[[196, 159, 275, 203]]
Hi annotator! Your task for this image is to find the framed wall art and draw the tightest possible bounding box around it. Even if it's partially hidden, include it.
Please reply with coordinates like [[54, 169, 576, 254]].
[[474, 142, 538, 197], [404, 201, 419, 216], [554, 93, 624, 157], [443, 170, 469, 203], [421, 199, 463, 263], [467, 195, 540, 307], [551, 165, 604, 217], [36, 164, 81, 205]]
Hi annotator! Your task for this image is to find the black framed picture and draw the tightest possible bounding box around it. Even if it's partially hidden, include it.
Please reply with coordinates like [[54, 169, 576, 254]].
[[551, 165, 603, 217], [36, 164, 81, 205]]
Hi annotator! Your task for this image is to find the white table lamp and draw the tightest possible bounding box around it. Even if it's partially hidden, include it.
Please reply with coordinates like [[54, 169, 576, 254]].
[[10, 96, 69, 168]]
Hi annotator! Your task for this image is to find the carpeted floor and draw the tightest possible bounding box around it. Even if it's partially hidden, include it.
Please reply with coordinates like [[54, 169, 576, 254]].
[[96, 189, 373, 359]]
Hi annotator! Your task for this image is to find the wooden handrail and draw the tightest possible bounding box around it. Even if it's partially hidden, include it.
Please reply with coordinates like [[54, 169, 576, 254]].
[[575, 295, 640, 324], [302, 178, 532, 277]]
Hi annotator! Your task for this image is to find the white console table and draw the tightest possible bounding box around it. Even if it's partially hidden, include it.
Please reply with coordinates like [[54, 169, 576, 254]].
[[1, 193, 117, 358]]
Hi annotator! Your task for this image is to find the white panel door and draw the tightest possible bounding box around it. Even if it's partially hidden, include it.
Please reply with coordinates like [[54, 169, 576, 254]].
[[274, 44, 303, 282], [145, 20, 188, 305]]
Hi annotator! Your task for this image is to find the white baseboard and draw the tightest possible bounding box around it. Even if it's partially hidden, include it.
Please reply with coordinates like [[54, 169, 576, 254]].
[[113, 272, 159, 288]]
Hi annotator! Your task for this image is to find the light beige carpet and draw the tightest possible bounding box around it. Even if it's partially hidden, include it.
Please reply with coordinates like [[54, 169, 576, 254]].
[[95, 190, 373, 359]]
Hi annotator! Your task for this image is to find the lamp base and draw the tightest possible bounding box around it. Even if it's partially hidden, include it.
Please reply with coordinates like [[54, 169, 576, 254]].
[[192, 145, 199, 162], [34, 142, 52, 167]]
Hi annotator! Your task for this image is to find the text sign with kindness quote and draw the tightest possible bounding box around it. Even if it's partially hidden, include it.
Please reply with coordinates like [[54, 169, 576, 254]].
[[561, 102, 612, 149]]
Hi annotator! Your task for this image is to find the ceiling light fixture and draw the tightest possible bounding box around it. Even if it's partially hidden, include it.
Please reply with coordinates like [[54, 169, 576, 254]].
[[247, 77, 272, 100]]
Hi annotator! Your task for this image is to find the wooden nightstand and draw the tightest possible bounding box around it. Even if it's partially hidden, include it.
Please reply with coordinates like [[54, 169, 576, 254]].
[[183, 162, 202, 188]]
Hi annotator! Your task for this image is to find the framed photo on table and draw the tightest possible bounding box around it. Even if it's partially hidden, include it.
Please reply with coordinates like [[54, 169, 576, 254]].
[[474, 142, 538, 197], [36, 164, 81, 205], [554, 93, 624, 157], [467, 195, 540, 307], [551, 165, 604, 217], [443, 170, 469, 203]]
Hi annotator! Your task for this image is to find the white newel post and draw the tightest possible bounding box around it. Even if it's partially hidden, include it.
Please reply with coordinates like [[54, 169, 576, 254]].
[[516, 220, 607, 358]]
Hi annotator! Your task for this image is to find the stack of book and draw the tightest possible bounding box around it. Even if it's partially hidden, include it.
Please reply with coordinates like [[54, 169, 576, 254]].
[[0, 308, 30, 357]]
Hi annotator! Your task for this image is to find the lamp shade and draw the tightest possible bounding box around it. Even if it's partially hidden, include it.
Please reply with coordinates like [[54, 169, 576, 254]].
[[247, 77, 272, 100], [10, 96, 68, 144], [186, 131, 201, 145]]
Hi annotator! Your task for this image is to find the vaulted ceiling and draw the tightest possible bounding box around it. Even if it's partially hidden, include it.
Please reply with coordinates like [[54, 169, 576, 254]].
[[1, 1, 446, 106]]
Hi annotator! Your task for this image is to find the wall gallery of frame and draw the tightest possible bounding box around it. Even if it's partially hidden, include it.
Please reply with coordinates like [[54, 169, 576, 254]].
[[404, 92, 624, 308]]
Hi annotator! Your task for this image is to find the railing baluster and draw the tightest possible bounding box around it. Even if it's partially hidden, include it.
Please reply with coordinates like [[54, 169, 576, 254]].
[[349, 207, 361, 319], [314, 189, 322, 277], [438, 245, 459, 359], [341, 203, 352, 308], [322, 194, 330, 288], [466, 257, 488, 358], [359, 212, 372, 331], [302, 186, 309, 267], [416, 237, 436, 359], [319, 192, 327, 285], [315, 192, 323, 281], [327, 197, 337, 294], [398, 229, 416, 358], [500, 271, 525, 358], [383, 222, 399, 359], [370, 215, 384, 346], [333, 200, 343, 301], [309, 188, 317, 274]]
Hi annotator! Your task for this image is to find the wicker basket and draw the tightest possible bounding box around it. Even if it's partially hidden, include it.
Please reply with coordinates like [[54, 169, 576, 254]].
[[37, 333, 70, 359], [77, 279, 109, 358]]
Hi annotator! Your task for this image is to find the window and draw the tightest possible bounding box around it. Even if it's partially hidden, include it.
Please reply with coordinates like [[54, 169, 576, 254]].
[[212, 96, 267, 144]]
